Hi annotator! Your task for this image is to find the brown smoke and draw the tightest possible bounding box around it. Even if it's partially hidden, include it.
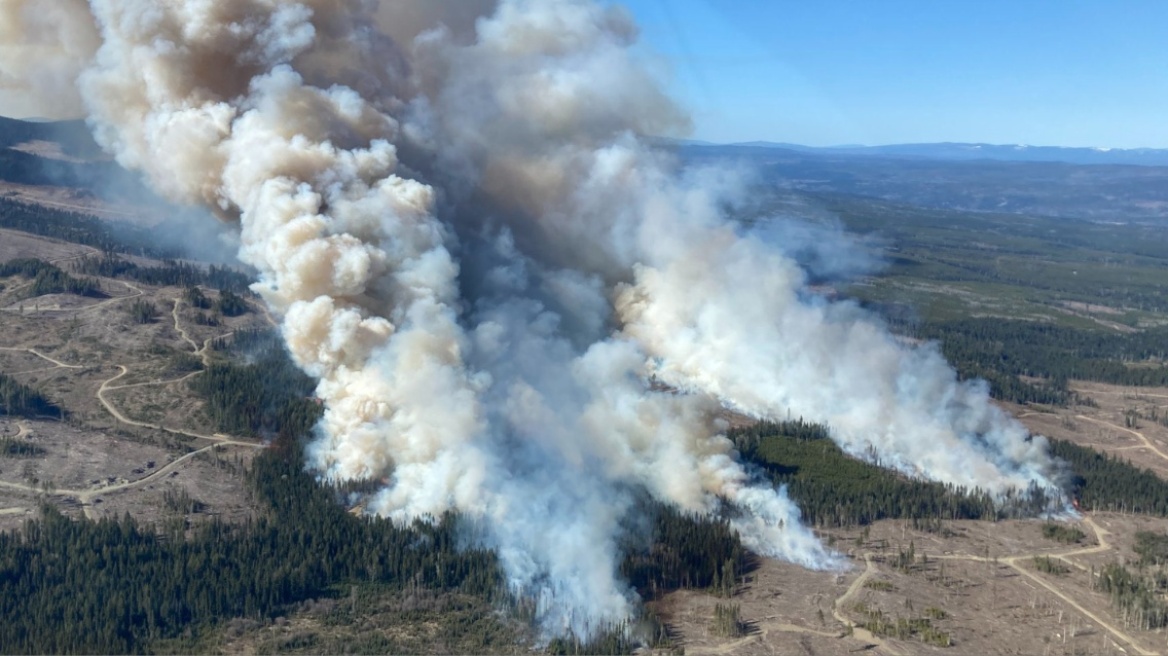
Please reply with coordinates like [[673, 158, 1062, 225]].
[[7, 0, 1064, 638]]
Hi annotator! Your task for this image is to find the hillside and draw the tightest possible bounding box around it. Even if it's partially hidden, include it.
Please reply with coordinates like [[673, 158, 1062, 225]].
[[0, 116, 155, 219], [2, 118, 1168, 655]]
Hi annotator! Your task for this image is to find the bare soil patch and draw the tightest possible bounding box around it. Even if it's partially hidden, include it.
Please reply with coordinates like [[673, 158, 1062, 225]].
[[0, 228, 94, 262]]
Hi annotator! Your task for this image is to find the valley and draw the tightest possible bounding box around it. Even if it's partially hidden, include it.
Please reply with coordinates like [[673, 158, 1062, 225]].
[[2, 119, 1168, 654]]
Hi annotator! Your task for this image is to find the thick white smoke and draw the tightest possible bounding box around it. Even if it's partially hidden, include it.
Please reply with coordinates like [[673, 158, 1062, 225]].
[[0, 0, 99, 119], [19, 0, 1063, 638]]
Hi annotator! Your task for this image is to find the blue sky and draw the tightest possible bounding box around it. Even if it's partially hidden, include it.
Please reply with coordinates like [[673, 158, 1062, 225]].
[[619, 0, 1168, 148]]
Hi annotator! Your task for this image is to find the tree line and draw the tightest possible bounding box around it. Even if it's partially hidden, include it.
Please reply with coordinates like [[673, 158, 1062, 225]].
[[732, 420, 1003, 527], [72, 253, 253, 295], [733, 420, 1168, 526], [1050, 439, 1168, 516], [0, 198, 172, 258], [904, 317, 1168, 391], [0, 259, 100, 299]]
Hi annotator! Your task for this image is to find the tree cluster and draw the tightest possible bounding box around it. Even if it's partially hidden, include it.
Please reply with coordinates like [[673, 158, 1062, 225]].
[[1050, 439, 1168, 516], [127, 300, 158, 324], [0, 373, 62, 419], [0, 198, 171, 258], [731, 421, 1003, 527], [907, 318, 1168, 391], [189, 335, 320, 438], [73, 253, 253, 295], [0, 258, 100, 299], [620, 503, 746, 598], [0, 441, 503, 654], [1095, 562, 1168, 631]]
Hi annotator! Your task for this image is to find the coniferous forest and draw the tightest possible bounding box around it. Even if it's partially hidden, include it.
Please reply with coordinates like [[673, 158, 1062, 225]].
[[0, 198, 170, 258], [0, 373, 63, 420], [1, 323, 1168, 652], [72, 253, 253, 295], [3, 193, 1168, 651], [0, 259, 101, 299]]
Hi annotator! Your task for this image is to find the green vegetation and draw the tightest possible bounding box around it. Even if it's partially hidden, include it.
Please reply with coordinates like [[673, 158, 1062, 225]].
[[0, 198, 174, 258], [0, 373, 62, 419], [775, 194, 1168, 405], [710, 602, 746, 638], [1051, 439, 1168, 516], [127, 299, 158, 324], [1133, 531, 1168, 566], [0, 449, 506, 654], [1033, 556, 1070, 576], [0, 436, 46, 458], [735, 421, 1168, 529], [850, 602, 952, 647], [166, 351, 203, 374], [909, 318, 1168, 390], [620, 504, 746, 599], [1095, 562, 1168, 631], [183, 285, 211, 309], [820, 193, 1168, 318], [0, 333, 739, 654], [922, 606, 947, 620], [733, 420, 1005, 527], [161, 487, 204, 515], [1041, 522, 1085, 544], [73, 253, 253, 295], [192, 330, 321, 438], [214, 288, 250, 316], [0, 258, 100, 299], [893, 541, 919, 573]]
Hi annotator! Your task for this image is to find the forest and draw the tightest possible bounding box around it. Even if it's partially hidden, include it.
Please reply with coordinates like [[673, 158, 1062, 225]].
[[908, 317, 1168, 389], [7, 325, 1168, 652], [0, 340, 734, 655], [0, 198, 171, 258], [731, 420, 1058, 527], [2, 196, 1168, 651], [0, 259, 101, 299], [737, 418, 1168, 523], [1094, 561, 1168, 631], [1050, 439, 1168, 516], [192, 329, 321, 439], [72, 253, 253, 295]]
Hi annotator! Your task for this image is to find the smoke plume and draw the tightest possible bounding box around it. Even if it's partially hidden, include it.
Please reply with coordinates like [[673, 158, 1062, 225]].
[[14, 0, 1064, 637], [0, 0, 98, 119]]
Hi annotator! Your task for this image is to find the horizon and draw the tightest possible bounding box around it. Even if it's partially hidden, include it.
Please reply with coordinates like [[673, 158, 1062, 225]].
[[4, 1, 1168, 150], [4, 112, 1163, 153], [669, 136, 1166, 150]]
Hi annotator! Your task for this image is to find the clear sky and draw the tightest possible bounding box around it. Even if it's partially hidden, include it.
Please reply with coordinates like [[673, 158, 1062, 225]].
[[619, 0, 1168, 148]]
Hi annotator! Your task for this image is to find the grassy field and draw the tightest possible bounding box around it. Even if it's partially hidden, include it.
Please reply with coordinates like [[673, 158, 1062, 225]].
[[791, 193, 1168, 329]]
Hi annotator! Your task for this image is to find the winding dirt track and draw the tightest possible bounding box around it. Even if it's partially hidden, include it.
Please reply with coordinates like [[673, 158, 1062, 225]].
[[0, 347, 83, 370], [925, 516, 1154, 656], [1076, 414, 1168, 463], [6, 297, 1168, 654], [830, 553, 904, 655], [1, 303, 262, 519], [824, 408, 1168, 656]]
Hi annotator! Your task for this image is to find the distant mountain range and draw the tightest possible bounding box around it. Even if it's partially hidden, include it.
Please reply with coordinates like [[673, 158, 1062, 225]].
[[3, 115, 1167, 224], [661, 139, 1168, 167]]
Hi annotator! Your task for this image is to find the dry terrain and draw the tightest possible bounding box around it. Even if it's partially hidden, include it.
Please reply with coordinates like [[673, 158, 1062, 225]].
[[2, 228, 1168, 655], [651, 386, 1168, 656], [0, 231, 270, 531]]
